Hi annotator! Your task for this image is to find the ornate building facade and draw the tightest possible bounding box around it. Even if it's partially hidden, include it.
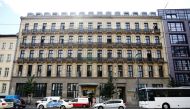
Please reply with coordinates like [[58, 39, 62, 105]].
[[11, 12, 169, 104]]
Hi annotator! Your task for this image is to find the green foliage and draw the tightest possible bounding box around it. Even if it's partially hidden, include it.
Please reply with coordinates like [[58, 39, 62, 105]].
[[168, 75, 178, 87], [100, 76, 116, 99], [23, 75, 36, 95]]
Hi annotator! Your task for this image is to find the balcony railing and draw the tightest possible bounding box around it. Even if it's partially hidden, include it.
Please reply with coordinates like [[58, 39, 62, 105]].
[[20, 42, 162, 49], [22, 28, 160, 35], [16, 57, 165, 64]]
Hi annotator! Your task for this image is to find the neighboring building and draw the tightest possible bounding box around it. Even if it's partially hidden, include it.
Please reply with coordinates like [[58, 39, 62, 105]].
[[0, 34, 17, 97], [11, 12, 169, 104], [158, 9, 190, 86]]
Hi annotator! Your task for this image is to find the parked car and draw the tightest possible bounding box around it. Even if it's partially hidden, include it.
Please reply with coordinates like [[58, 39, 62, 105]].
[[36, 96, 60, 107], [70, 97, 89, 108], [0, 98, 8, 108], [57, 99, 73, 109], [5, 95, 26, 109], [93, 99, 126, 109]]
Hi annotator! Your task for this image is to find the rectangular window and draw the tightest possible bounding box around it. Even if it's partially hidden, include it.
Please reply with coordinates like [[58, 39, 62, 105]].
[[147, 50, 152, 61], [18, 65, 23, 76], [125, 23, 130, 30], [172, 46, 189, 57], [97, 36, 102, 43], [58, 50, 63, 58], [78, 36, 83, 43], [79, 22, 83, 30], [88, 22, 93, 30], [107, 22, 111, 29], [33, 83, 47, 97], [159, 66, 164, 77], [69, 22, 74, 29], [168, 22, 184, 31], [59, 36, 64, 44], [77, 50, 82, 59], [128, 65, 133, 77], [107, 36, 112, 43], [166, 14, 177, 19], [152, 84, 163, 88], [4, 68, 9, 77], [157, 50, 162, 58], [175, 73, 190, 85], [116, 22, 121, 29], [1, 83, 6, 93], [117, 50, 122, 58], [20, 50, 25, 58], [138, 65, 143, 77], [107, 50, 112, 58], [2, 43, 6, 49], [174, 60, 190, 71], [170, 34, 187, 44], [155, 36, 160, 44], [50, 36, 55, 44], [60, 23, 65, 30], [33, 23, 38, 31], [67, 65, 71, 77], [97, 50, 102, 59], [48, 50, 53, 58], [144, 23, 149, 30], [118, 65, 123, 77], [148, 65, 153, 77], [24, 23, 29, 31], [135, 23, 140, 30], [0, 68, 2, 76], [116, 36, 121, 43], [108, 65, 113, 77], [51, 23, 56, 32], [57, 65, 62, 77], [9, 43, 13, 49], [67, 83, 78, 98], [87, 50, 92, 60], [136, 36, 141, 44], [42, 23, 47, 32], [68, 50, 72, 57], [145, 36, 150, 44], [37, 65, 42, 77], [29, 50, 34, 59], [27, 65, 32, 77], [126, 36, 131, 44], [137, 50, 142, 59], [88, 36, 92, 43], [23, 36, 27, 44], [77, 65, 82, 77], [51, 83, 62, 96], [39, 50, 44, 58], [6, 54, 11, 62], [127, 50, 132, 59], [47, 65, 52, 77], [87, 65, 92, 77], [97, 22, 102, 29], [32, 36, 36, 44], [68, 36, 73, 43], [41, 36, 45, 44], [97, 65, 102, 77]]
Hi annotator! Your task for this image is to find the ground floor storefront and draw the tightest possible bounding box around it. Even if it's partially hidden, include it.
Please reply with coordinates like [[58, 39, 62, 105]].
[[10, 77, 169, 105]]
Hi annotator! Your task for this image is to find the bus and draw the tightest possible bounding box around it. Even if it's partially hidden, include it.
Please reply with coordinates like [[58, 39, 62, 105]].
[[138, 87, 190, 109]]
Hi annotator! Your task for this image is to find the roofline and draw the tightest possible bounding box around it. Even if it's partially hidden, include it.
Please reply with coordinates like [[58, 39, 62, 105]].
[[0, 34, 17, 38]]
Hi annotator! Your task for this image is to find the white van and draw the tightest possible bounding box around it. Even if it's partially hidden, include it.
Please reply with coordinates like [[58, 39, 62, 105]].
[[35, 96, 60, 107], [71, 97, 89, 108]]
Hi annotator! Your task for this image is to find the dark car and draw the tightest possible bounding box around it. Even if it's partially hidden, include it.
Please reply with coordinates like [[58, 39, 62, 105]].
[[5, 95, 26, 109]]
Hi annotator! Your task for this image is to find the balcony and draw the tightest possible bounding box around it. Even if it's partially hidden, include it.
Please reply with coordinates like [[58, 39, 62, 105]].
[[16, 57, 165, 64], [22, 28, 160, 35], [20, 42, 162, 49]]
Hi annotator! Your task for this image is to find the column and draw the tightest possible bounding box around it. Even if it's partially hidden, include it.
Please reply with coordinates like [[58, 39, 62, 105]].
[[163, 63, 169, 77], [144, 64, 148, 77], [82, 63, 87, 77], [41, 64, 47, 77], [154, 65, 159, 77], [72, 63, 77, 77], [113, 64, 117, 77], [32, 64, 37, 76], [134, 64, 138, 77], [61, 63, 66, 77], [92, 63, 97, 77], [123, 63, 128, 77], [22, 64, 28, 77], [102, 63, 107, 77], [51, 64, 57, 77]]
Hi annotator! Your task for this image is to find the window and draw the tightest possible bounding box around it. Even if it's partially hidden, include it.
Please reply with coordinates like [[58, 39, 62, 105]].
[[4, 68, 9, 77], [170, 34, 187, 44], [135, 23, 140, 30], [0, 54, 4, 62], [77, 50, 82, 59], [168, 22, 184, 31], [2, 43, 5, 49], [20, 50, 25, 58], [58, 50, 63, 58], [155, 36, 160, 44], [33, 83, 47, 97], [29, 50, 34, 59], [7, 54, 11, 62], [116, 36, 121, 43], [0, 68, 2, 76], [147, 50, 152, 60], [97, 22, 102, 29], [50, 36, 55, 44], [117, 50, 122, 58], [97, 65, 102, 77], [23, 36, 27, 44], [41, 36, 45, 44], [57, 65, 62, 77], [87, 50, 92, 60], [9, 43, 13, 49], [67, 83, 78, 98], [79, 22, 83, 30], [159, 66, 164, 77], [32, 36, 36, 44], [126, 36, 131, 44], [97, 50, 102, 59], [97, 36, 102, 43], [157, 50, 162, 58], [166, 14, 177, 19], [48, 50, 53, 58], [60, 23, 65, 30], [136, 36, 141, 44], [15, 83, 27, 97], [27, 65, 32, 77], [87, 65, 92, 77], [107, 36, 112, 43], [59, 36, 64, 44], [33, 23, 38, 31], [144, 23, 149, 30], [152, 84, 163, 87], [47, 65, 52, 77], [172, 46, 189, 57], [107, 50, 112, 58], [88, 22, 93, 30], [18, 65, 23, 76], [67, 65, 71, 77], [137, 50, 142, 59], [138, 65, 143, 77], [77, 65, 82, 77], [174, 60, 190, 71], [39, 50, 44, 58], [128, 65, 133, 77], [51, 83, 62, 96], [42, 23, 47, 32], [88, 36, 92, 43], [148, 65, 153, 77], [107, 22, 111, 29], [69, 22, 74, 29], [78, 36, 83, 43], [51, 23, 56, 32], [1, 83, 6, 93], [68, 36, 73, 43], [24, 23, 29, 31], [116, 22, 121, 29], [127, 50, 132, 59], [68, 50, 72, 57], [125, 23, 130, 30], [138, 84, 147, 89], [108, 65, 113, 77], [37, 65, 42, 77], [145, 36, 150, 44], [175, 73, 190, 85], [118, 65, 123, 77]]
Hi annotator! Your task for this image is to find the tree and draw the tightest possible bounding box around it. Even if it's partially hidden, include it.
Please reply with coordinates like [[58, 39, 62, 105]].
[[100, 76, 116, 100], [23, 75, 36, 104], [168, 74, 178, 87]]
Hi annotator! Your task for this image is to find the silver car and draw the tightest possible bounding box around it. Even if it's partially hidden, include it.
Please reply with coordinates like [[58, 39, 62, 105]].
[[93, 99, 126, 109]]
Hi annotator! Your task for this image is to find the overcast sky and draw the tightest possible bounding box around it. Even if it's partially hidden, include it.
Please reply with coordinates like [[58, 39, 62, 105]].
[[0, 0, 190, 34]]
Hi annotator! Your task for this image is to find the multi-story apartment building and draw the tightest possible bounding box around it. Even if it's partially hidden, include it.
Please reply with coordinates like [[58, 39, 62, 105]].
[[158, 9, 190, 86], [11, 11, 169, 104], [0, 34, 17, 97]]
